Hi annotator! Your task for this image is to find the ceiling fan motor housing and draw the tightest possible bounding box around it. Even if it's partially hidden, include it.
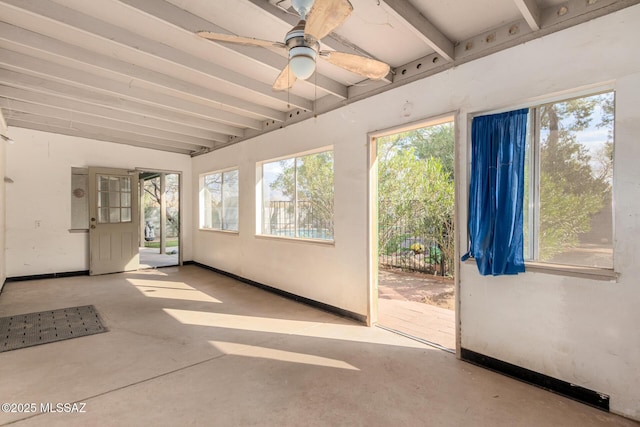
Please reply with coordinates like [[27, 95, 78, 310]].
[[286, 20, 319, 80]]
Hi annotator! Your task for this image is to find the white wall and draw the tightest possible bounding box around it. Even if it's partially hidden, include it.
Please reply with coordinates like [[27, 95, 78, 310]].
[[0, 132, 6, 290], [192, 6, 640, 420], [5, 129, 192, 277]]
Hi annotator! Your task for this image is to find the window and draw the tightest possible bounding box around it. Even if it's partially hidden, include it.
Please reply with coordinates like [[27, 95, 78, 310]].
[[70, 167, 89, 230], [524, 91, 614, 269], [260, 150, 334, 241], [97, 175, 132, 223], [200, 169, 239, 231]]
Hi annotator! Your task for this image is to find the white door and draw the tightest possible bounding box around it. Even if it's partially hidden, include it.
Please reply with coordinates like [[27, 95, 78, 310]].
[[89, 167, 139, 275]]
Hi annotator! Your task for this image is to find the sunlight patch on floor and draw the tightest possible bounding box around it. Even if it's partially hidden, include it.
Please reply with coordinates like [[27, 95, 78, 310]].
[[163, 308, 433, 350], [209, 341, 359, 371]]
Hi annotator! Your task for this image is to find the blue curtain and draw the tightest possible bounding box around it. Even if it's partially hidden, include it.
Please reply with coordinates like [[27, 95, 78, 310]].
[[462, 109, 528, 276]]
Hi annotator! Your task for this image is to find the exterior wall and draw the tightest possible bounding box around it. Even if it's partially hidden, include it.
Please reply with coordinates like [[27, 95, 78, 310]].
[[5, 128, 192, 277], [192, 6, 640, 420]]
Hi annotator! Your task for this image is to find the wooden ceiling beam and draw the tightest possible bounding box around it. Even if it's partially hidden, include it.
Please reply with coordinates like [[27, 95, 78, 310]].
[[379, 0, 454, 61], [1, 100, 216, 149], [119, 0, 348, 100], [7, 114, 198, 154], [0, 68, 246, 137], [514, 0, 541, 30], [0, 48, 265, 130], [0, 0, 312, 111]]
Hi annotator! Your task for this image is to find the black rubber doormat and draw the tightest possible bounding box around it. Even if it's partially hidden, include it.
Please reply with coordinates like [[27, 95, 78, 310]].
[[0, 305, 106, 353]]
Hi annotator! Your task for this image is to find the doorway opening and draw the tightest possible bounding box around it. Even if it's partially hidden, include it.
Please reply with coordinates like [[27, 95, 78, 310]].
[[139, 170, 181, 269], [370, 116, 456, 351]]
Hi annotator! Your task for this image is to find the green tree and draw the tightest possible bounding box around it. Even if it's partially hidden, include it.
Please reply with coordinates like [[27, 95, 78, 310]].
[[378, 122, 455, 177], [144, 174, 180, 238], [377, 131, 455, 275], [536, 93, 613, 260], [413, 122, 455, 177], [270, 152, 334, 237]]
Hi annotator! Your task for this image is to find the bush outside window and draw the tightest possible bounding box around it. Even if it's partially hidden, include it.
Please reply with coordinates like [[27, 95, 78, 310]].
[[261, 150, 334, 241], [200, 169, 238, 231], [524, 91, 614, 269]]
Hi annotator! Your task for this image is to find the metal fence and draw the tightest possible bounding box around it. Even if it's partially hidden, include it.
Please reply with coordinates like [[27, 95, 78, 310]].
[[264, 200, 334, 240], [378, 201, 450, 276], [264, 200, 450, 275]]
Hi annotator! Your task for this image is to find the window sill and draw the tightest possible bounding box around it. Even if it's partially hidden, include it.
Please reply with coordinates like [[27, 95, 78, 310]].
[[199, 228, 239, 235], [463, 259, 617, 281], [524, 261, 617, 281], [255, 234, 335, 246]]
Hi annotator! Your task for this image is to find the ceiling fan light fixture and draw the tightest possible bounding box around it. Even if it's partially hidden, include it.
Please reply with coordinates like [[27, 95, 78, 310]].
[[289, 46, 316, 80]]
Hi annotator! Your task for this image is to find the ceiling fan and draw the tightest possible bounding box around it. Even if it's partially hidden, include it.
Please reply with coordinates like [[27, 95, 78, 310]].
[[197, 0, 391, 91]]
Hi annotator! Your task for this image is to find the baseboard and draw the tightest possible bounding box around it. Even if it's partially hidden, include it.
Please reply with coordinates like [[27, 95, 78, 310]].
[[461, 348, 609, 411], [5, 270, 90, 282], [190, 261, 366, 324]]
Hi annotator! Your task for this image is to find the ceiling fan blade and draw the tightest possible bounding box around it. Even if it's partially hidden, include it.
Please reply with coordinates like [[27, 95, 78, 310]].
[[305, 0, 353, 41], [197, 31, 286, 49], [320, 51, 390, 80], [273, 64, 297, 91]]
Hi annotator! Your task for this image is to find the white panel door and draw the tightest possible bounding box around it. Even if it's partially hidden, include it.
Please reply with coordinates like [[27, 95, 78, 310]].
[[89, 167, 139, 275]]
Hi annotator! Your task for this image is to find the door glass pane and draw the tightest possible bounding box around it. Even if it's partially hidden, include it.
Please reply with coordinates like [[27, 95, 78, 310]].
[[110, 208, 121, 222], [99, 208, 109, 223], [120, 177, 131, 191], [109, 177, 120, 192], [96, 174, 135, 224], [109, 192, 120, 207], [99, 176, 110, 191], [98, 192, 108, 208], [121, 192, 131, 208]]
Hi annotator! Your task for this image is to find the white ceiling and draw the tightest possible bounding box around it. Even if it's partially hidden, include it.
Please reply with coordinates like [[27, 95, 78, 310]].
[[0, 0, 635, 155]]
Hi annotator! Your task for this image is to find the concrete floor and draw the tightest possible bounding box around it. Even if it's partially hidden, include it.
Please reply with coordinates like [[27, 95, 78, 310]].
[[0, 266, 637, 426], [139, 247, 179, 269]]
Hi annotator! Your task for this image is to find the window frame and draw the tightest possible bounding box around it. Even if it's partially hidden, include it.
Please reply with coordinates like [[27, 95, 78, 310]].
[[257, 146, 335, 243], [466, 86, 617, 280], [199, 167, 239, 233], [70, 167, 89, 231], [97, 174, 133, 224]]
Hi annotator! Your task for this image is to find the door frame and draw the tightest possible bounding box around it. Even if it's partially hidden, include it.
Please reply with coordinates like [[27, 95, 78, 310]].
[[367, 112, 461, 355], [136, 167, 183, 267]]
